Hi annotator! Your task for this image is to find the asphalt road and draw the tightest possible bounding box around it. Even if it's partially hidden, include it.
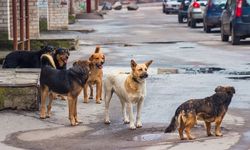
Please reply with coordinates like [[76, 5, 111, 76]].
[[2, 3, 250, 150]]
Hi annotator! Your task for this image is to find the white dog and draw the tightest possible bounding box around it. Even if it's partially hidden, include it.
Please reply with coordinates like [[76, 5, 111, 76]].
[[104, 59, 153, 129]]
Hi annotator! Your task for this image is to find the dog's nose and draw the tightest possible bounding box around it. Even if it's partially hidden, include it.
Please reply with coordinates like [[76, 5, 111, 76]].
[[101, 61, 104, 65], [144, 73, 148, 78], [66, 56, 69, 59]]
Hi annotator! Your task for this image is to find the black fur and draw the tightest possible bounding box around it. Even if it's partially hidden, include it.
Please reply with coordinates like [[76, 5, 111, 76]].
[[2, 46, 54, 68], [40, 64, 89, 94], [165, 86, 235, 133]]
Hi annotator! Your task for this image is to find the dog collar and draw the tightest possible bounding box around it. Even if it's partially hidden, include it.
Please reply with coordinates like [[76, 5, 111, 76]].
[[132, 76, 140, 84]]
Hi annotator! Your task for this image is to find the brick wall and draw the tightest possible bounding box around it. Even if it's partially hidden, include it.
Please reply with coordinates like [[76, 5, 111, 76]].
[[48, 0, 68, 30], [8, 0, 40, 39], [0, 0, 9, 32]]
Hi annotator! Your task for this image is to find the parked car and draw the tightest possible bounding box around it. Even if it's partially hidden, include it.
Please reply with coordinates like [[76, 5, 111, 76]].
[[221, 0, 250, 45], [178, 0, 192, 23], [203, 0, 227, 33], [163, 0, 181, 14], [187, 0, 208, 28]]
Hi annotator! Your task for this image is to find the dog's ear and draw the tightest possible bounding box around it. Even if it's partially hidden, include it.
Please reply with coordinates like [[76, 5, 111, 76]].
[[227, 86, 236, 94], [131, 59, 137, 69], [145, 60, 153, 68], [95, 46, 100, 53], [215, 86, 224, 93], [89, 55, 94, 61]]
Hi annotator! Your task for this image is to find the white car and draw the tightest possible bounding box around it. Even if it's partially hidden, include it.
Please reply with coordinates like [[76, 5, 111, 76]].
[[162, 0, 181, 14]]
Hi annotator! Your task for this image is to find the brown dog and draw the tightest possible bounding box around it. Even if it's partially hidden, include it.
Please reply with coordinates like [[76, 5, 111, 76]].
[[40, 60, 90, 126], [83, 46, 105, 104], [165, 86, 235, 140]]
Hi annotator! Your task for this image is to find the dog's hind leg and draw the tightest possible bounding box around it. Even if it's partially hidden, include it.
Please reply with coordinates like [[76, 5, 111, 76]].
[[128, 103, 136, 130], [136, 99, 143, 128], [89, 84, 94, 99], [184, 114, 196, 140], [40, 86, 49, 119], [121, 100, 129, 124]]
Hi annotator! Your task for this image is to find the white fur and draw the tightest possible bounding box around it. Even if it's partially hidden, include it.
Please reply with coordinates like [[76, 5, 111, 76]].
[[104, 73, 146, 129]]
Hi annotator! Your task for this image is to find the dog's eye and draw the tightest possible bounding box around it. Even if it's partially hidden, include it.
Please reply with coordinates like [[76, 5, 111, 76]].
[[139, 68, 143, 71]]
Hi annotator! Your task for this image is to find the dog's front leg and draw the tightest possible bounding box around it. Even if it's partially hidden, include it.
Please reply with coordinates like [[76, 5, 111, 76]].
[[128, 103, 136, 130], [136, 100, 143, 128], [96, 81, 102, 104], [83, 83, 89, 103], [73, 97, 79, 125], [40, 86, 48, 119], [121, 101, 129, 124], [215, 116, 224, 136]]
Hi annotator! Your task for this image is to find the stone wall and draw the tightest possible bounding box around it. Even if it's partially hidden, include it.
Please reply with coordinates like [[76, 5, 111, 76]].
[[38, 0, 47, 19], [48, 0, 68, 30], [0, 0, 9, 32], [8, 0, 40, 39]]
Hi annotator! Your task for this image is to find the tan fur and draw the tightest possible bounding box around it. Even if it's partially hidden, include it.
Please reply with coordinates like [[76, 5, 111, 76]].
[[83, 46, 105, 104], [104, 59, 153, 129]]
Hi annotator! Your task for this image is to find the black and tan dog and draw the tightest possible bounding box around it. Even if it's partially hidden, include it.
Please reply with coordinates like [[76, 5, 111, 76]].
[[164, 86, 235, 140], [40, 60, 90, 126], [83, 46, 105, 104], [2, 45, 54, 68]]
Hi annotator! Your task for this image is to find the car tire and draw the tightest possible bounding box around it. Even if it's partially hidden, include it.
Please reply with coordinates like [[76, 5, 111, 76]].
[[190, 18, 196, 28], [204, 23, 211, 33], [231, 28, 240, 45], [178, 15, 183, 23], [187, 18, 191, 27], [221, 25, 229, 42]]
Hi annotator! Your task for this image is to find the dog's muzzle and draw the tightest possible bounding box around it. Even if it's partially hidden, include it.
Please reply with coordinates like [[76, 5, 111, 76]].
[[96, 63, 103, 69], [140, 73, 148, 79]]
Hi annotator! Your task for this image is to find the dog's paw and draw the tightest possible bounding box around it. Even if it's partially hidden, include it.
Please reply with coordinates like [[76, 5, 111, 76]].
[[83, 100, 89, 103], [40, 114, 46, 119], [89, 96, 93, 99], [123, 118, 130, 124], [104, 120, 111, 124], [129, 125, 136, 130], [207, 133, 214, 136], [215, 133, 223, 137], [96, 100, 101, 104], [136, 122, 142, 128]]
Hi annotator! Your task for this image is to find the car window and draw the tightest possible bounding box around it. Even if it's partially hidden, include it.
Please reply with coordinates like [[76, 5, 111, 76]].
[[212, 0, 227, 5], [243, 0, 250, 6]]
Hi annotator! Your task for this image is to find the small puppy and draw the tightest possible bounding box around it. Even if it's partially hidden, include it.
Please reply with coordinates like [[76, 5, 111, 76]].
[[164, 86, 235, 140], [83, 46, 105, 104], [104, 59, 153, 129]]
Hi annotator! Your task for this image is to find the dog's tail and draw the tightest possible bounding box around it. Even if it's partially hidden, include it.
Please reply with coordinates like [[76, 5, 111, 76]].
[[41, 54, 56, 68], [164, 110, 180, 133]]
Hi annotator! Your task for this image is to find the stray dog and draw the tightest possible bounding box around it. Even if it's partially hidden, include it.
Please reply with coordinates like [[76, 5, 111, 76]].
[[104, 59, 153, 129], [40, 60, 90, 126], [83, 46, 105, 104], [164, 86, 235, 140], [2, 45, 54, 68]]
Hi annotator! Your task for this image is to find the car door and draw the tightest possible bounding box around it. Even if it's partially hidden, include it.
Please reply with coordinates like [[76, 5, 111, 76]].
[[221, 0, 232, 34]]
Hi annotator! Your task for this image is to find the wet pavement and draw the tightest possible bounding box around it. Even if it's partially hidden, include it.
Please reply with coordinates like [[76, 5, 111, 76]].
[[2, 3, 250, 150]]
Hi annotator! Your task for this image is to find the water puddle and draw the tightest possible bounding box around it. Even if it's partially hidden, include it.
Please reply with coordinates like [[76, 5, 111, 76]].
[[227, 76, 250, 80], [133, 133, 163, 142]]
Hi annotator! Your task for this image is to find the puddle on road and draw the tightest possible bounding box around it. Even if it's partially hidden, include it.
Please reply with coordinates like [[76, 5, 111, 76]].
[[133, 133, 163, 142], [227, 76, 250, 80]]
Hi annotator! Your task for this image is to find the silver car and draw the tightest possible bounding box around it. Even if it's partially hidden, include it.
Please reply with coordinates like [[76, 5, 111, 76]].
[[162, 0, 181, 14], [187, 0, 207, 28]]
